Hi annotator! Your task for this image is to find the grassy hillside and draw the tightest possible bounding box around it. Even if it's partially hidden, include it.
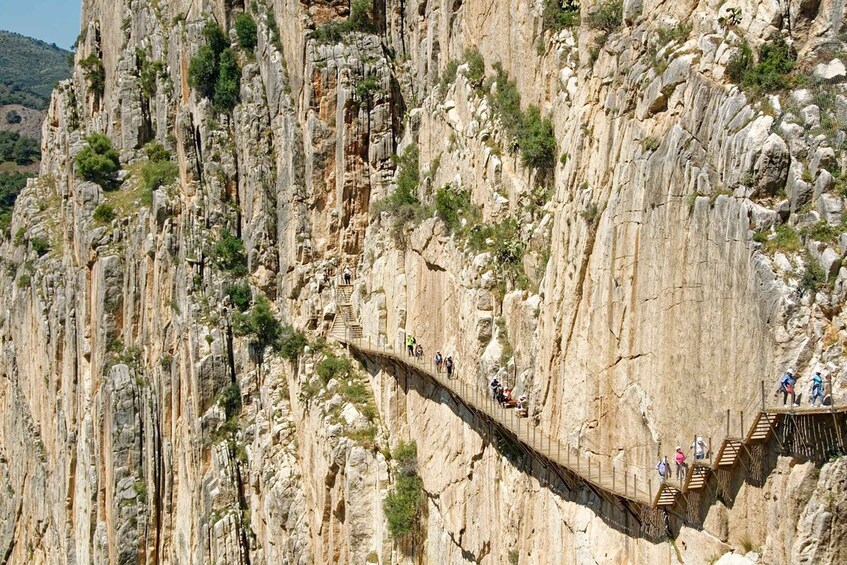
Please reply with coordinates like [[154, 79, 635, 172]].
[[0, 30, 72, 110]]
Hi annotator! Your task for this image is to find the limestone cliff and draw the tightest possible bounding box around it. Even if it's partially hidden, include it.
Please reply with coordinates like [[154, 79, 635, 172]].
[[1, 0, 846, 563]]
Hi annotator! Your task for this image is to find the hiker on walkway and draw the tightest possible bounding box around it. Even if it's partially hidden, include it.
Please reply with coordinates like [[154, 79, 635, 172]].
[[445, 356, 454, 378], [674, 447, 687, 480], [776, 370, 799, 407], [656, 456, 669, 483], [810, 371, 824, 407], [490, 378, 500, 399], [691, 437, 708, 460], [343, 266, 352, 285], [415, 343, 423, 360], [434, 351, 443, 373], [406, 335, 414, 357]]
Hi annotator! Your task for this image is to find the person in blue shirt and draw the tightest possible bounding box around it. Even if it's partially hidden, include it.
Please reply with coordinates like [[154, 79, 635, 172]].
[[776, 370, 798, 407], [810, 371, 824, 407]]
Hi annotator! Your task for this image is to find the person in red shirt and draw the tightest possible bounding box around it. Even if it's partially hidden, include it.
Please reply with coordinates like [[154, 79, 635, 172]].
[[674, 446, 687, 480]]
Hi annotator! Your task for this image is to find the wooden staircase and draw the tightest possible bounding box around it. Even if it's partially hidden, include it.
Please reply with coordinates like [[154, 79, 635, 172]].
[[653, 483, 681, 507], [329, 284, 362, 341]]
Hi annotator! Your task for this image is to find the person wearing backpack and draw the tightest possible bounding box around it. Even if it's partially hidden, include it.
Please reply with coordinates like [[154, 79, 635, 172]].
[[434, 351, 443, 373], [810, 371, 824, 407], [445, 356, 454, 378], [776, 370, 798, 407], [656, 456, 669, 483]]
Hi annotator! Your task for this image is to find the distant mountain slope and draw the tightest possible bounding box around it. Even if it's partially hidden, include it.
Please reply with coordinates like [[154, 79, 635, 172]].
[[0, 30, 72, 109]]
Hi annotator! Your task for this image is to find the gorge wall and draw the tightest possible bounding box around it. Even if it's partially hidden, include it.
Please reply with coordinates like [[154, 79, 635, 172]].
[[1, 0, 846, 563]]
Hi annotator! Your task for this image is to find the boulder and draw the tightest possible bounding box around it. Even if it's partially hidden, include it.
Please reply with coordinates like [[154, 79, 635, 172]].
[[622, 0, 643, 23], [813, 58, 846, 82], [817, 194, 844, 225], [754, 134, 789, 195]]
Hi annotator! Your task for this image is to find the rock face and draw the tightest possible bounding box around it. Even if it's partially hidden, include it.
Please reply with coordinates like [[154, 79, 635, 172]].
[[0, 0, 847, 563]]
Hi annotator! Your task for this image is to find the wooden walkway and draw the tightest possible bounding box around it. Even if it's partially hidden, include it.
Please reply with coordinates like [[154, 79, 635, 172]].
[[330, 284, 847, 511]]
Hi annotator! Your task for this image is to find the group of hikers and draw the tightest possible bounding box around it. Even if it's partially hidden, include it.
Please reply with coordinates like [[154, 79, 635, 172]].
[[489, 378, 529, 416], [777, 368, 826, 407], [405, 335, 455, 378], [655, 367, 829, 483], [656, 438, 709, 483]]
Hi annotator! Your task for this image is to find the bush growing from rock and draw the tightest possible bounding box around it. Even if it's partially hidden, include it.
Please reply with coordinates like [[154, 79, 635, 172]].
[[435, 185, 475, 233], [726, 37, 796, 94], [213, 48, 241, 111], [587, 0, 623, 32], [93, 203, 116, 223], [212, 228, 248, 275], [188, 21, 241, 111], [30, 236, 49, 256], [225, 283, 252, 311], [233, 296, 283, 352], [234, 13, 258, 52], [384, 441, 423, 538], [317, 353, 352, 383], [80, 54, 105, 98], [75, 133, 120, 188], [542, 0, 581, 32]]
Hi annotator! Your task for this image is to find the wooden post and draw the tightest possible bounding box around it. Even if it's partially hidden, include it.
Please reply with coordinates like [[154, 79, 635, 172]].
[[761, 380, 766, 411], [634, 473, 637, 500], [612, 466, 615, 493], [726, 409, 730, 438], [740, 410, 745, 440], [588, 456, 591, 481]]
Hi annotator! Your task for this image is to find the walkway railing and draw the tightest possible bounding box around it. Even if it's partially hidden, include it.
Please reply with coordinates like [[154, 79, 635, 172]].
[[332, 283, 847, 510]]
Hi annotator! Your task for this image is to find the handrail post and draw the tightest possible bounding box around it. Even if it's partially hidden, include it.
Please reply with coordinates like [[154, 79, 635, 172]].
[[761, 379, 766, 411], [726, 409, 730, 438], [612, 465, 615, 492], [624, 470, 627, 497], [740, 410, 744, 440], [709, 436, 713, 465]]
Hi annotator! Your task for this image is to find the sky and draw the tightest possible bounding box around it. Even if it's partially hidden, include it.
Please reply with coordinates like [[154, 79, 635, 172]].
[[0, 0, 82, 50]]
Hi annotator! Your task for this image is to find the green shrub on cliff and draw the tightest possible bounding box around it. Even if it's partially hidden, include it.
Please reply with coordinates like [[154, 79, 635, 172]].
[[542, 0, 581, 32], [587, 0, 623, 32], [188, 21, 241, 111], [726, 37, 796, 94], [235, 13, 258, 52], [212, 228, 248, 275], [434, 185, 476, 233], [75, 133, 120, 188], [80, 54, 105, 98], [384, 441, 423, 538], [213, 48, 241, 111], [488, 64, 557, 173]]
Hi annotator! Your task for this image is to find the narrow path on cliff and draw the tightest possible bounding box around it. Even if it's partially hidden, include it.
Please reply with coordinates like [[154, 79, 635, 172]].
[[329, 282, 847, 527]]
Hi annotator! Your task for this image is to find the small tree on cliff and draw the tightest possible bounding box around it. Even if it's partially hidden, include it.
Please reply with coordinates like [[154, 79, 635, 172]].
[[75, 133, 120, 189]]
